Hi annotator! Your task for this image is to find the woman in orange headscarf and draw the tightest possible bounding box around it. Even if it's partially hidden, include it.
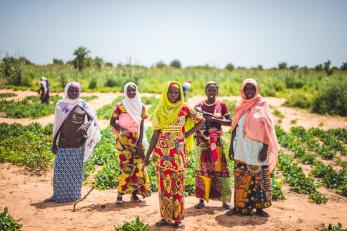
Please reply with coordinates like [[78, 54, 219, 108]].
[[226, 78, 279, 217]]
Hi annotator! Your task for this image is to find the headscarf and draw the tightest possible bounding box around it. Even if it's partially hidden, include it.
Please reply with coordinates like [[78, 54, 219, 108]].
[[53, 81, 101, 162], [40, 77, 48, 94], [231, 78, 279, 172], [121, 82, 148, 146], [152, 81, 195, 151], [205, 81, 219, 91]]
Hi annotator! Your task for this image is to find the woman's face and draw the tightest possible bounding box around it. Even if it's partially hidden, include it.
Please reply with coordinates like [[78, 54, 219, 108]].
[[206, 84, 218, 100], [167, 86, 180, 103], [67, 86, 80, 100], [126, 84, 137, 99], [243, 83, 256, 99]]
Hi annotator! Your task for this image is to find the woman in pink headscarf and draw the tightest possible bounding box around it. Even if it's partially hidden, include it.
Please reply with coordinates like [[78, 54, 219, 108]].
[[226, 78, 279, 217]]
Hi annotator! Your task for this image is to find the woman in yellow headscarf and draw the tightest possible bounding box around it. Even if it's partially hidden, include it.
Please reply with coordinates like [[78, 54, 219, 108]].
[[144, 81, 205, 228]]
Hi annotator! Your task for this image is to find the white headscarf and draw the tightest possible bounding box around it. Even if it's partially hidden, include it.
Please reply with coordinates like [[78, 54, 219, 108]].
[[121, 82, 148, 147], [40, 77, 48, 94], [53, 81, 101, 162]]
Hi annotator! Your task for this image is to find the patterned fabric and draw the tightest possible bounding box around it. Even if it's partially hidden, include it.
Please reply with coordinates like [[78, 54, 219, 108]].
[[53, 146, 84, 202], [112, 103, 151, 197], [233, 115, 268, 165], [195, 100, 230, 131], [194, 100, 231, 202], [152, 104, 202, 222], [157, 167, 185, 222], [234, 160, 272, 214], [152, 105, 203, 171]]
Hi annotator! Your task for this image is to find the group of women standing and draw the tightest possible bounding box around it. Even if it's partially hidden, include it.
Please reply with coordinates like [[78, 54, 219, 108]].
[[51, 78, 278, 228]]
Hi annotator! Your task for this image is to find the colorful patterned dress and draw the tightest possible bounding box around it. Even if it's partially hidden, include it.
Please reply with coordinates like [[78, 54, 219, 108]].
[[194, 100, 232, 202], [233, 115, 272, 214], [152, 105, 202, 222], [112, 103, 151, 197]]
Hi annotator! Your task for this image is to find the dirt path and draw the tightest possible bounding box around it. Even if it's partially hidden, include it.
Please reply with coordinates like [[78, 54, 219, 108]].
[[1, 90, 346, 131], [187, 95, 347, 131], [0, 163, 346, 231]]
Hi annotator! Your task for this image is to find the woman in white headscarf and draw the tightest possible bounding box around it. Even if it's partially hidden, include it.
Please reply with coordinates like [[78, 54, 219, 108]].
[[110, 82, 151, 206], [51, 81, 101, 203], [38, 76, 50, 103]]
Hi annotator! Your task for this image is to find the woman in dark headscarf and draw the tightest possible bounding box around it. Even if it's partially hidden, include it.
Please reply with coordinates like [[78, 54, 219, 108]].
[[194, 81, 232, 210]]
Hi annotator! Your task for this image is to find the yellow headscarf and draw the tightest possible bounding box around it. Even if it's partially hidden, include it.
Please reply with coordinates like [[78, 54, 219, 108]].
[[153, 81, 195, 151]]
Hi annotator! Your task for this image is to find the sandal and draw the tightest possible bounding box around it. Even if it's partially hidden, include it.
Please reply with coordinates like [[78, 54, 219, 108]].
[[222, 202, 232, 210], [131, 195, 146, 204], [174, 222, 185, 229], [194, 200, 205, 209], [155, 219, 168, 227], [225, 208, 237, 216], [256, 209, 269, 217], [43, 197, 54, 202], [116, 196, 123, 206]]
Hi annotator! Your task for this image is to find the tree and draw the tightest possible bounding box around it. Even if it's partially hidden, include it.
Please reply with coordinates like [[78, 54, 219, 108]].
[[315, 64, 323, 71], [290, 65, 299, 71], [225, 63, 235, 71], [105, 62, 113, 68], [53, 58, 64, 65], [323, 60, 332, 76], [94, 56, 104, 69], [155, 61, 167, 69], [257, 65, 263, 70], [73, 46, 90, 71], [170, 59, 181, 68], [278, 62, 287, 69], [340, 62, 347, 71]]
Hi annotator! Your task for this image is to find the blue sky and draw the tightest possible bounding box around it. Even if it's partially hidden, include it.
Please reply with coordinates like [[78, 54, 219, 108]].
[[0, 0, 346, 68]]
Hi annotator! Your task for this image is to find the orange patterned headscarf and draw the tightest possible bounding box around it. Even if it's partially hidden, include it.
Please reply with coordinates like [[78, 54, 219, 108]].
[[231, 78, 279, 172]]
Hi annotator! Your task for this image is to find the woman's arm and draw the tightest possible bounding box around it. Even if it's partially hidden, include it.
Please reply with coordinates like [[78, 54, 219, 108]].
[[207, 114, 232, 126], [258, 144, 269, 162], [109, 116, 128, 132], [52, 130, 60, 154], [184, 117, 206, 138], [144, 130, 160, 166], [136, 118, 145, 159], [229, 127, 237, 160]]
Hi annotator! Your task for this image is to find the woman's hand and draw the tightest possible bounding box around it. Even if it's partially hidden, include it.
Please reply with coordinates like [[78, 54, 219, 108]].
[[52, 144, 57, 155], [229, 147, 234, 160], [258, 145, 268, 162], [144, 155, 150, 166], [135, 145, 145, 159]]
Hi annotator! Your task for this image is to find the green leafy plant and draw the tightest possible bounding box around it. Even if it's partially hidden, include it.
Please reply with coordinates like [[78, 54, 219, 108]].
[[0, 207, 23, 231], [115, 217, 149, 231]]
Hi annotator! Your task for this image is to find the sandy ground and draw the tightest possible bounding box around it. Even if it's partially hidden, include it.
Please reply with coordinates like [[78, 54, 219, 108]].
[[1, 163, 346, 231], [1, 90, 347, 230]]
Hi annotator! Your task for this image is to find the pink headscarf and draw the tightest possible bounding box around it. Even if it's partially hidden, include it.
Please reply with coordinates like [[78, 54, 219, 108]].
[[231, 78, 279, 172]]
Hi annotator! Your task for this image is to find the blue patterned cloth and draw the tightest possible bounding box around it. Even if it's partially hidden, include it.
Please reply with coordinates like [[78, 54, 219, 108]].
[[53, 146, 84, 202]]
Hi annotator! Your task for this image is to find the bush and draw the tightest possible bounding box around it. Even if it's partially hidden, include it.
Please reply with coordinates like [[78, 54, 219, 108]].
[[1, 56, 32, 86], [285, 75, 305, 89], [88, 78, 97, 89], [312, 78, 347, 116], [170, 59, 181, 68], [285, 92, 312, 109], [225, 63, 235, 71]]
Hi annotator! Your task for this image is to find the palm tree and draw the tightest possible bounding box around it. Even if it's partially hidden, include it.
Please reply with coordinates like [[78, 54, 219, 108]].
[[73, 46, 90, 71]]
